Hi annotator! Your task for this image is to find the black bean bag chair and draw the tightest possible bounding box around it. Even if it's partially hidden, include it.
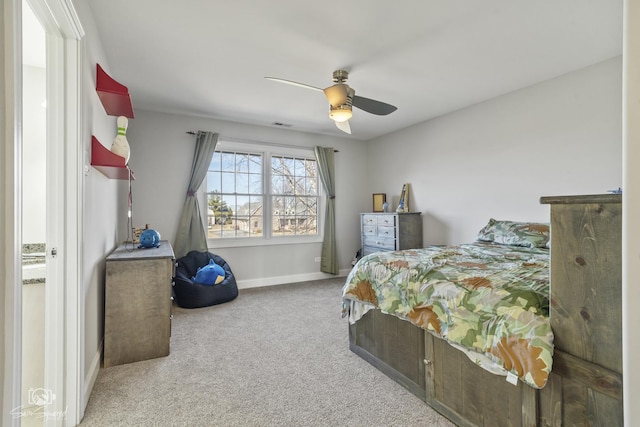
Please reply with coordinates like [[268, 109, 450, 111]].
[[173, 251, 238, 309]]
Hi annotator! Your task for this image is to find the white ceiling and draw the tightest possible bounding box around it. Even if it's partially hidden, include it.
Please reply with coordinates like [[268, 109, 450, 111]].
[[85, 0, 622, 141]]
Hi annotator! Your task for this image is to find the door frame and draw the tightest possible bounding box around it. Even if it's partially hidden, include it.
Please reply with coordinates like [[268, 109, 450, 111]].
[[2, 0, 84, 425]]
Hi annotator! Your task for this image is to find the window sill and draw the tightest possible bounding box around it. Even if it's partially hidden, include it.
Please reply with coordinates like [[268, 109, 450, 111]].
[[207, 236, 323, 249]]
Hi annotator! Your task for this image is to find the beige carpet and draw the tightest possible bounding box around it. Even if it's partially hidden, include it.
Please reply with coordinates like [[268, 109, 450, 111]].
[[80, 278, 454, 426]]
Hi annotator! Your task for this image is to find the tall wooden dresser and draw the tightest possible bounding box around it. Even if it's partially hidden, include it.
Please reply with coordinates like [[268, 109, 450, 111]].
[[104, 241, 175, 367], [540, 194, 622, 425], [361, 212, 422, 256]]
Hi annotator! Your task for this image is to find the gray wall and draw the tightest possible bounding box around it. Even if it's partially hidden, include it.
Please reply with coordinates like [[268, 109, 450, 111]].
[[73, 0, 127, 388], [366, 56, 622, 245]]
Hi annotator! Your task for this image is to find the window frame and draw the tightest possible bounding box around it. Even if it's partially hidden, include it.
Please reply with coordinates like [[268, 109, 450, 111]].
[[200, 138, 324, 248]]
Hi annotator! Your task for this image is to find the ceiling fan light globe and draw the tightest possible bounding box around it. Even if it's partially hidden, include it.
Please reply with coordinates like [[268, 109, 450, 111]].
[[329, 107, 352, 123]]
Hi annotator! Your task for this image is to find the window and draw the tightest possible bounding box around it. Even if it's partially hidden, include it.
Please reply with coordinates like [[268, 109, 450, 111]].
[[271, 155, 318, 237], [203, 140, 321, 245]]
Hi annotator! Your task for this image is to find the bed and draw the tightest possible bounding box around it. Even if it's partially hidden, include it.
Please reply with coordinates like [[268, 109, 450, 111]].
[[342, 194, 622, 427]]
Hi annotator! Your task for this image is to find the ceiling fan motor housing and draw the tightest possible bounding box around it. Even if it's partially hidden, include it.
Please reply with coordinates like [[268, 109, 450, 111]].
[[332, 69, 349, 83]]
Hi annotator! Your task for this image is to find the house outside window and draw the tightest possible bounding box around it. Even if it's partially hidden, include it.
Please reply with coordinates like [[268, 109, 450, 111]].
[[202, 139, 322, 247]]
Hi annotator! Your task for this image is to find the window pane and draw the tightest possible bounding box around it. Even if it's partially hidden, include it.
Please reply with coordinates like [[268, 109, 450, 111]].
[[296, 197, 315, 216], [305, 159, 316, 177], [271, 175, 282, 194], [305, 178, 316, 195], [207, 171, 221, 193], [294, 177, 304, 195], [294, 158, 305, 177], [236, 153, 249, 173], [283, 179, 294, 195], [284, 196, 295, 216], [221, 172, 235, 193], [249, 196, 263, 236], [272, 196, 283, 215], [236, 173, 249, 194], [271, 157, 280, 174], [249, 173, 262, 194], [208, 193, 232, 239], [249, 154, 262, 173], [210, 152, 221, 171], [235, 195, 250, 214], [281, 157, 294, 175], [221, 152, 235, 172]]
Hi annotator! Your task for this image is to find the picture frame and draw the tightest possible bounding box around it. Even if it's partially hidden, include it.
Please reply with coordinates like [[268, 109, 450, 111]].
[[372, 193, 386, 212], [397, 183, 410, 212]]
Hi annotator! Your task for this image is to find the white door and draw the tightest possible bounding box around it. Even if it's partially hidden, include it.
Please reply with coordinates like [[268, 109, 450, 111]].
[[20, 1, 50, 425], [10, 0, 84, 425]]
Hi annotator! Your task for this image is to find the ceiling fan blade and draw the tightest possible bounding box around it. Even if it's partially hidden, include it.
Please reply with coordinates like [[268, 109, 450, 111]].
[[264, 77, 324, 93], [352, 95, 397, 115], [335, 120, 351, 135]]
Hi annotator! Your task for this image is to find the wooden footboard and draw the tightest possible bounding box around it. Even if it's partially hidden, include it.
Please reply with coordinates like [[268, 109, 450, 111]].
[[349, 308, 623, 426], [541, 194, 623, 426], [349, 309, 537, 427], [424, 331, 538, 427], [348, 308, 426, 399], [539, 350, 623, 425]]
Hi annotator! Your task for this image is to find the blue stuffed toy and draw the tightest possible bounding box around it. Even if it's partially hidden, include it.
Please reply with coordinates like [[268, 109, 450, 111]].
[[138, 229, 161, 248], [192, 259, 225, 285]]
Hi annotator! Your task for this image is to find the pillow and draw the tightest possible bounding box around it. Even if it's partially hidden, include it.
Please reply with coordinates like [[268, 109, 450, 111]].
[[477, 218, 549, 248], [192, 259, 226, 285]]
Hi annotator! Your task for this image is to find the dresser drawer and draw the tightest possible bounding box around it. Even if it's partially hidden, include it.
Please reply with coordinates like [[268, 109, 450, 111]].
[[362, 215, 378, 226], [362, 246, 382, 256], [363, 235, 396, 251], [377, 215, 396, 227], [362, 225, 376, 236], [376, 226, 396, 239]]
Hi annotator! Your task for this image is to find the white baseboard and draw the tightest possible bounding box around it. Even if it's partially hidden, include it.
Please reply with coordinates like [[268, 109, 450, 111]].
[[83, 342, 102, 411], [237, 268, 351, 289]]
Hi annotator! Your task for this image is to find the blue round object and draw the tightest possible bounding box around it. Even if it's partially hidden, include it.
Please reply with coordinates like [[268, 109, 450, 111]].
[[138, 229, 161, 248]]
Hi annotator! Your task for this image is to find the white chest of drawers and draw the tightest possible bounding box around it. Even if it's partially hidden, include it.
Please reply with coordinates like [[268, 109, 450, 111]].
[[361, 212, 422, 256]]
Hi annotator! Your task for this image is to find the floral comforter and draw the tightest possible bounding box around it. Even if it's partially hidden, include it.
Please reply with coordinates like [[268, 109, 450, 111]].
[[342, 242, 553, 389]]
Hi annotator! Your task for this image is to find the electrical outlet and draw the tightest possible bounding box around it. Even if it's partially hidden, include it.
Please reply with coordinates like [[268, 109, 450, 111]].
[[314, 257, 321, 263]]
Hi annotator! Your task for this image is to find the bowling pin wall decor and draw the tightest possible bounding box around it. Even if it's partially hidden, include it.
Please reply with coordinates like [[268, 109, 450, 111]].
[[111, 116, 130, 164]]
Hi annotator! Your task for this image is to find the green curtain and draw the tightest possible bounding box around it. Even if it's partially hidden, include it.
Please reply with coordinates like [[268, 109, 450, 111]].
[[314, 146, 338, 274], [173, 131, 218, 258]]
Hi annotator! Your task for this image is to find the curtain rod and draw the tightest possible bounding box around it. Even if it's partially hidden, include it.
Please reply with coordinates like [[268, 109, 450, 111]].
[[186, 131, 338, 152]]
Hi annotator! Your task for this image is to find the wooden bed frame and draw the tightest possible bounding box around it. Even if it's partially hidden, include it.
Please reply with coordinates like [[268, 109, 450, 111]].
[[348, 194, 623, 426]]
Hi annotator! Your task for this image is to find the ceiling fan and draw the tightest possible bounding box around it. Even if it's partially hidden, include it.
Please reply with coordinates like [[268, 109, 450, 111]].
[[265, 70, 397, 135]]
